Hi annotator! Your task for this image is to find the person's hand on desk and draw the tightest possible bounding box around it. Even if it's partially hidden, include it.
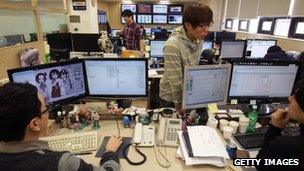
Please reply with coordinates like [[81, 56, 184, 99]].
[[271, 108, 290, 128], [106, 135, 123, 152]]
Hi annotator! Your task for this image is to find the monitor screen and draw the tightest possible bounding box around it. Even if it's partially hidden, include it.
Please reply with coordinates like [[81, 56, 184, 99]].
[[216, 32, 236, 43], [7, 60, 86, 105], [145, 28, 152, 35], [202, 41, 213, 51], [220, 41, 245, 59], [182, 64, 231, 110], [168, 15, 182, 24], [46, 33, 72, 50], [229, 60, 299, 100], [84, 59, 148, 98], [245, 39, 277, 58], [137, 4, 152, 14], [137, 15, 152, 24], [153, 5, 168, 14], [204, 32, 215, 41], [153, 15, 167, 24], [72, 34, 101, 52], [121, 4, 136, 13], [110, 29, 121, 37], [150, 40, 166, 58], [169, 5, 183, 13]]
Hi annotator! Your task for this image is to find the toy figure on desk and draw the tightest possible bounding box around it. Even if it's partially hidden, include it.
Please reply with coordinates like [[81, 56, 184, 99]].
[[107, 100, 121, 114], [91, 110, 100, 130], [68, 111, 83, 130]]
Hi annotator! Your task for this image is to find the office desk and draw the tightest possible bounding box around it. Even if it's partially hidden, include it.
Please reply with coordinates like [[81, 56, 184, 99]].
[[75, 120, 241, 171]]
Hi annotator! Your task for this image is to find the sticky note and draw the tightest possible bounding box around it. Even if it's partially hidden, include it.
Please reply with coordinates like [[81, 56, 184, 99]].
[[207, 103, 218, 114], [231, 99, 238, 105]]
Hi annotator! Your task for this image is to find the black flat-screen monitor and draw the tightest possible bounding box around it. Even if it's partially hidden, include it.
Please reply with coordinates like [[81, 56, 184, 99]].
[[137, 15, 152, 24], [215, 31, 236, 44], [72, 34, 101, 52], [7, 59, 87, 106], [153, 15, 167, 24], [204, 32, 215, 41], [46, 33, 72, 50], [153, 4, 168, 14], [137, 4, 152, 14], [121, 4, 136, 13], [169, 5, 183, 14], [220, 40, 246, 59], [168, 15, 182, 24], [84, 58, 148, 98], [150, 40, 166, 59], [229, 59, 301, 103], [245, 39, 277, 58]]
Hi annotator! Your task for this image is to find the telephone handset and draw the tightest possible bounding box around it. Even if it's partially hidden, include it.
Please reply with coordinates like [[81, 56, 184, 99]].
[[157, 118, 182, 147], [133, 123, 155, 147]]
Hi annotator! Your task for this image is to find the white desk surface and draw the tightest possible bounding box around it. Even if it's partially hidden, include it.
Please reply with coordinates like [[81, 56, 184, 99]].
[[73, 120, 243, 171]]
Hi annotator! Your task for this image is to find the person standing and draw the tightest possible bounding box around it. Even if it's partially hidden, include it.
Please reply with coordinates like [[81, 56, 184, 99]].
[[159, 4, 213, 113]]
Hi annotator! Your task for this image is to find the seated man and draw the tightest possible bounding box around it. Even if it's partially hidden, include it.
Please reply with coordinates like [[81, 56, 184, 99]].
[[0, 82, 122, 171], [264, 45, 292, 60], [256, 78, 304, 170]]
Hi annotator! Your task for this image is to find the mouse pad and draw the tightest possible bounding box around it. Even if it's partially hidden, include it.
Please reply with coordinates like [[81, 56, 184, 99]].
[[95, 136, 132, 159]]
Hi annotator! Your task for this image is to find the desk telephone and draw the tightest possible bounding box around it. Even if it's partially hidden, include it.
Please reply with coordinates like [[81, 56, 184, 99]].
[[133, 123, 155, 147], [157, 118, 182, 147]]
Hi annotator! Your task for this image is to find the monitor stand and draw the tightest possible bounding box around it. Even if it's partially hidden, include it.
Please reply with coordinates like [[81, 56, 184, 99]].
[[195, 107, 209, 125]]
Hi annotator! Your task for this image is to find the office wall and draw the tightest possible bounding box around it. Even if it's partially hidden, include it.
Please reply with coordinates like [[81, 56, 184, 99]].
[[98, 0, 224, 31], [0, 41, 45, 79], [236, 32, 304, 52]]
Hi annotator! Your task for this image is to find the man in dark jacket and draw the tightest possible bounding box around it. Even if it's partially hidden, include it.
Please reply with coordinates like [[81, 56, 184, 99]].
[[256, 78, 304, 170], [0, 82, 122, 171]]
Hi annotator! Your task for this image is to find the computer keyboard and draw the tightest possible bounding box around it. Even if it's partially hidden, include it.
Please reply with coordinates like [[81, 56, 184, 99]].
[[40, 131, 98, 153], [234, 132, 266, 150]]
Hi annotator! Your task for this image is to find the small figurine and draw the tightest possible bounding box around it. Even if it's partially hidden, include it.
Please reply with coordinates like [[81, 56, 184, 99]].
[[91, 110, 100, 130], [122, 115, 132, 128]]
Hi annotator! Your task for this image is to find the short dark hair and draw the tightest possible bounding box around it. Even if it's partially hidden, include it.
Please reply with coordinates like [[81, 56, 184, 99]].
[[0, 82, 41, 142], [182, 4, 213, 29], [267, 45, 283, 53], [36, 73, 47, 83], [49, 69, 60, 80], [122, 9, 133, 17], [292, 78, 304, 111]]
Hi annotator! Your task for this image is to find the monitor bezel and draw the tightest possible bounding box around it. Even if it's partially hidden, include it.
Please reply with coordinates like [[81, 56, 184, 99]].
[[72, 33, 101, 52], [228, 59, 302, 103], [7, 59, 87, 106], [121, 4, 137, 13], [168, 14, 183, 24], [244, 39, 278, 58], [219, 40, 246, 59], [182, 64, 232, 110], [152, 14, 168, 24], [84, 58, 148, 98], [152, 4, 168, 14], [168, 4, 183, 14], [137, 4, 152, 14]]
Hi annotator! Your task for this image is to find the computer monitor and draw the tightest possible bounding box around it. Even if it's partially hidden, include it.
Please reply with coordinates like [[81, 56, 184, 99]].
[[202, 41, 213, 51], [121, 4, 136, 13], [153, 4, 168, 14], [7, 59, 87, 106], [152, 15, 167, 24], [150, 40, 166, 59], [84, 58, 148, 98], [245, 39, 277, 58], [169, 5, 183, 14], [72, 34, 101, 53], [215, 31, 236, 44], [137, 15, 152, 24], [168, 15, 182, 24], [145, 28, 152, 35], [220, 41, 245, 59], [121, 15, 137, 24], [182, 64, 231, 110], [229, 59, 300, 102], [46, 33, 72, 50], [204, 32, 215, 41], [137, 4, 152, 14]]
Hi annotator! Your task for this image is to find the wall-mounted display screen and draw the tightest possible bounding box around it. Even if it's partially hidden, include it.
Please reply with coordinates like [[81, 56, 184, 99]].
[[169, 5, 183, 13], [137, 4, 152, 14], [121, 4, 136, 13], [153, 15, 167, 24], [153, 5, 168, 14], [168, 15, 182, 24], [137, 15, 152, 24]]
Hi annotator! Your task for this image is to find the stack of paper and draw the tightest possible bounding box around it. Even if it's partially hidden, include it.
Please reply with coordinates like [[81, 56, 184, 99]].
[[177, 126, 229, 167]]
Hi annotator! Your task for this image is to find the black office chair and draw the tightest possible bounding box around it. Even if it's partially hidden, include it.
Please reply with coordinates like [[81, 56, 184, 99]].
[[200, 49, 214, 65]]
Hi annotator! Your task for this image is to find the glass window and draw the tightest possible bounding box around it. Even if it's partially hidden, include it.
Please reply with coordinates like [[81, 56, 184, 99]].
[[38, 0, 65, 10], [295, 22, 304, 34], [258, 18, 275, 35], [225, 19, 233, 29], [232, 19, 239, 31], [288, 17, 304, 39], [238, 20, 249, 31], [274, 19, 291, 37], [40, 12, 68, 38], [0, 9, 37, 47]]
